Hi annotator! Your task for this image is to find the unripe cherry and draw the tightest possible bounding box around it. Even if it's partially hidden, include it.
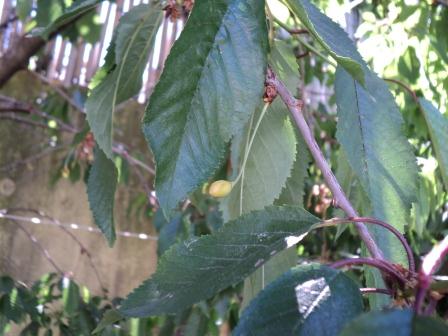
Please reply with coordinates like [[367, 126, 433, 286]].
[[208, 180, 232, 198]]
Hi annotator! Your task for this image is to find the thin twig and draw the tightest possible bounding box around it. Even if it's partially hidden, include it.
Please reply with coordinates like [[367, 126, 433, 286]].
[[52, 223, 107, 295], [272, 17, 308, 35], [0, 103, 155, 177], [0, 95, 79, 133], [0, 113, 54, 130], [266, 67, 383, 260], [274, 18, 336, 67], [331, 257, 407, 284], [9, 219, 64, 275], [0, 143, 69, 172], [322, 216, 415, 272], [112, 144, 155, 175], [6, 208, 107, 295], [384, 78, 419, 104], [28, 70, 85, 113]]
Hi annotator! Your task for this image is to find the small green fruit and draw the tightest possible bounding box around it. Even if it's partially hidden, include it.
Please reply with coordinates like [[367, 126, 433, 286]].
[[208, 180, 232, 198]]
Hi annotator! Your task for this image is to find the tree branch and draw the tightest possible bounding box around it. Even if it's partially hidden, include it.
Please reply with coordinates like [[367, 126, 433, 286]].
[[0, 7, 96, 87], [0, 95, 79, 133], [28, 70, 85, 113], [266, 67, 383, 260], [0, 143, 69, 172], [0, 15, 18, 30]]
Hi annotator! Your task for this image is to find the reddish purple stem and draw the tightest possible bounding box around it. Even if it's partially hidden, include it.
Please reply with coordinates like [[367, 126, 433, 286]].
[[331, 257, 407, 284], [415, 235, 448, 314], [266, 67, 383, 260], [324, 217, 415, 273]]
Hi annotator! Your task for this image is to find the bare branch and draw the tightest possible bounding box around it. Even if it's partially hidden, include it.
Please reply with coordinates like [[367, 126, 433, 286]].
[[0, 94, 79, 133], [0, 6, 97, 87]]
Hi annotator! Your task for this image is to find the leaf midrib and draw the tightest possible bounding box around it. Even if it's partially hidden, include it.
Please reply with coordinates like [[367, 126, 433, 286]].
[[352, 80, 373, 198]]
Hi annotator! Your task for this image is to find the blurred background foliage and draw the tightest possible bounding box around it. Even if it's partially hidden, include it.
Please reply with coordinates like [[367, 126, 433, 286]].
[[0, 0, 447, 334]]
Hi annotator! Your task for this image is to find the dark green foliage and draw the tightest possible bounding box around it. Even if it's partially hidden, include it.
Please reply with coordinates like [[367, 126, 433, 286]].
[[340, 309, 448, 336], [119, 206, 319, 317], [86, 3, 163, 159], [87, 146, 118, 246], [235, 265, 363, 335], [142, 0, 268, 214]]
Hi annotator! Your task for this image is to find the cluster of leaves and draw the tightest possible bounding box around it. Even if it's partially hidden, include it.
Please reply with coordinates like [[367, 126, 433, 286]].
[[0, 272, 243, 335], [0, 274, 114, 335], [79, 0, 448, 334], [16, 0, 102, 42], [2, 0, 448, 334]]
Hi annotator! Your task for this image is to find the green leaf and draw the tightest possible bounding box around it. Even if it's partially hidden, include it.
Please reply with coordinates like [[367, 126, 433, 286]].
[[240, 128, 309, 307], [86, 4, 162, 159], [219, 100, 297, 309], [334, 149, 373, 240], [398, 47, 420, 84], [411, 175, 432, 236], [39, 0, 102, 40], [156, 211, 186, 257], [119, 206, 319, 317], [221, 100, 297, 221], [143, 0, 268, 214], [62, 279, 80, 316], [0, 276, 14, 295], [87, 146, 118, 246], [334, 149, 357, 239], [241, 248, 297, 311], [339, 309, 448, 336], [270, 40, 309, 208], [284, 0, 365, 84], [36, 0, 64, 28], [234, 265, 363, 336], [92, 309, 124, 334], [419, 98, 448, 190], [275, 132, 310, 207], [335, 67, 418, 266], [270, 40, 300, 93]]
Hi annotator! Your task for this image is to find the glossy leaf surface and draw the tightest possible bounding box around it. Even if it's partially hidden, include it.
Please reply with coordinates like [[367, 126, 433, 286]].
[[235, 265, 363, 336], [143, 0, 268, 214], [119, 206, 319, 317]]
